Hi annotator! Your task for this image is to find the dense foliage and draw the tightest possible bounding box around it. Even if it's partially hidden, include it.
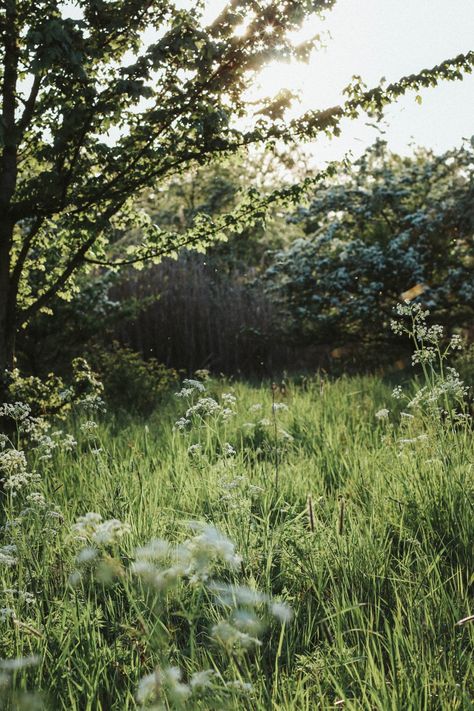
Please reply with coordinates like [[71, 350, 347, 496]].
[[1, 0, 473, 382], [265, 139, 474, 351]]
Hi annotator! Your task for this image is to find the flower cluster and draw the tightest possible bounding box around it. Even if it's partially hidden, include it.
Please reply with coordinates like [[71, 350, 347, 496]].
[[0, 545, 18, 567], [175, 379, 206, 399], [0, 448, 40, 494], [132, 523, 242, 588], [136, 664, 252, 708], [72, 513, 131, 546], [174, 379, 237, 432]]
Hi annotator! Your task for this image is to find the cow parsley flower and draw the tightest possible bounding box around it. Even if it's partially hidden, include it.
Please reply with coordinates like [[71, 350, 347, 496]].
[[272, 402, 289, 412], [72, 512, 130, 545], [175, 379, 206, 398], [80, 420, 98, 435], [0, 545, 17, 567]]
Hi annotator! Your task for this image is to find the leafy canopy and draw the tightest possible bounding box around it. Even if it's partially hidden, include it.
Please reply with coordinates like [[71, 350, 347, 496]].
[[1, 0, 473, 330]]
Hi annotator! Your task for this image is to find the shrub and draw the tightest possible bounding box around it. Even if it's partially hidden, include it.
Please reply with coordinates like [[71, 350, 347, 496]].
[[92, 343, 179, 415]]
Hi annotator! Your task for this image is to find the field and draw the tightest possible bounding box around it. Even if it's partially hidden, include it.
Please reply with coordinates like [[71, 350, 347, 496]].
[[1, 364, 473, 710]]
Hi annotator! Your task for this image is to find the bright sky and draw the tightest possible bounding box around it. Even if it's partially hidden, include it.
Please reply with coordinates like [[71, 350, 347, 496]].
[[63, 0, 474, 163], [205, 0, 474, 164]]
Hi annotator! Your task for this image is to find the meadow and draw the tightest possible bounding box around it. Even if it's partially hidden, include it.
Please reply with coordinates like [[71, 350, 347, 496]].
[[0, 307, 473, 710]]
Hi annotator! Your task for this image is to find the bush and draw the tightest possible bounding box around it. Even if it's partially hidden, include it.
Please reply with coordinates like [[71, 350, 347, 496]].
[[92, 343, 179, 415], [265, 139, 474, 352]]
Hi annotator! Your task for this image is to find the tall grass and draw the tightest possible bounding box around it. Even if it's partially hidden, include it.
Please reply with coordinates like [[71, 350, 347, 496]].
[[0, 370, 472, 709]]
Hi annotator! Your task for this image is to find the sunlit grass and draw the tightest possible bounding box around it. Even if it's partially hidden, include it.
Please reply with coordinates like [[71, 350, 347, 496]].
[[1, 368, 473, 709]]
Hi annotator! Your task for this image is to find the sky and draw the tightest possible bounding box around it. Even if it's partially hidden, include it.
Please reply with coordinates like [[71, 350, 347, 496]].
[[204, 0, 474, 164], [63, 0, 474, 164]]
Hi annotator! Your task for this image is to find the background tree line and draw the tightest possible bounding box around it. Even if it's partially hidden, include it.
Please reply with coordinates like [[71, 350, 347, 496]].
[[18, 137, 474, 400]]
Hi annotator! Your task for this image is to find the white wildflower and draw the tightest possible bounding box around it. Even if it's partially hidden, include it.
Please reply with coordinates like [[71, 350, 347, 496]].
[[72, 512, 130, 545], [211, 620, 261, 650], [375, 408, 390, 420], [80, 420, 98, 435], [76, 547, 99, 565], [189, 669, 215, 690], [449, 334, 463, 350], [0, 608, 16, 622], [222, 443, 236, 457], [225, 680, 253, 692], [0, 656, 39, 671], [174, 417, 191, 432], [270, 601, 293, 623], [186, 397, 221, 419], [272, 402, 288, 412], [0, 545, 17, 567], [0, 402, 31, 421], [187, 443, 202, 457], [221, 392, 237, 406], [175, 379, 206, 399], [136, 666, 190, 705]]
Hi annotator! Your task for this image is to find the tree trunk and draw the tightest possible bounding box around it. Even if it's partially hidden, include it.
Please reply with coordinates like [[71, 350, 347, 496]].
[[0, 217, 16, 405]]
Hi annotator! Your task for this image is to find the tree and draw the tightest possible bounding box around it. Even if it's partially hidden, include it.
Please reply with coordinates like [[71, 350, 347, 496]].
[[264, 139, 474, 352], [0, 0, 473, 387]]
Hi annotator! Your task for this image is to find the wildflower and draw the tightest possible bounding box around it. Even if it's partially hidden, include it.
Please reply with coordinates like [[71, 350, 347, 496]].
[[76, 547, 99, 565], [3, 589, 35, 606], [61, 434, 78, 452], [0, 448, 39, 493], [232, 609, 263, 635], [221, 392, 237, 406], [211, 620, 261, 650], [189, 669, 215, 691], [225, 680, 253, 692], [194, 369, 210, 381], [0, 545, 17, 567], [272, 402, 289, 412], [221, 407, 235, 421], [375, 408, 390, 419], [222, 443, 236, 457], [80, 420, 98, 435], [187, 443, 202, 457], [186, 397, 221, 419], [174, 417, 191, 432], [450, 334, 463, 350], [135, 538, 171, 561], [182, 523, 243, 579], [72, 512, 130, 545], [0, 656, 39, 671], [209, 582, 266, 607], [0, 608, 16, 622], [175, 379, 206, 399], [392, 385, 403, 399], [0, 402, 31, 421], [249, 403, 262, 412], [92, 519, 131, 545], [26, 492, 46, 507], [136, 666, 190, 705], [270, 601, 293, 623]]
